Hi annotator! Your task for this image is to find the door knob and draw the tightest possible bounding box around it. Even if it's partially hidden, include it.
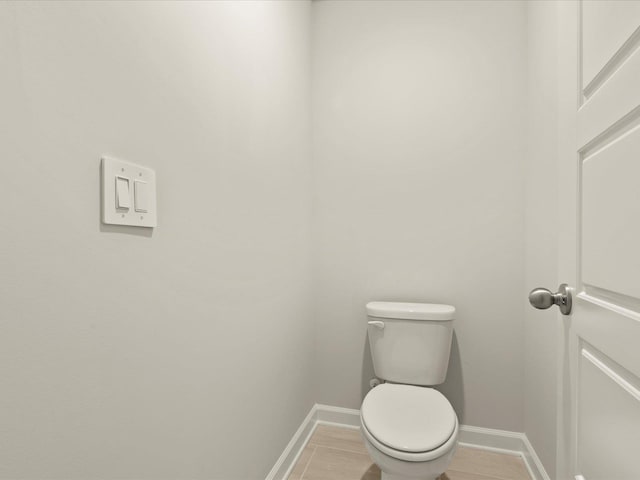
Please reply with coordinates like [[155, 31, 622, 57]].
[[528, 283, 572, 315]]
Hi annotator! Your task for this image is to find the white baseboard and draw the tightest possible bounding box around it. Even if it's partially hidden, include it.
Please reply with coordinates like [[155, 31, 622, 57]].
[[266, 404, 550, 480], [458, 424, 524, 453], [264, 404, 362, 480], [315, 403, 361, 428], [521, 433, 552, 480], [458, 425, 550, 480], [264, 406, 318, 480]]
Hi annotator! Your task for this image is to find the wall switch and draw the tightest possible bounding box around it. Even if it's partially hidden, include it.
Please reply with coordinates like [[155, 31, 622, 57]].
[[101, 156, 157, 227], [115, 176, 131, 210], [134, 180, 149, 213]]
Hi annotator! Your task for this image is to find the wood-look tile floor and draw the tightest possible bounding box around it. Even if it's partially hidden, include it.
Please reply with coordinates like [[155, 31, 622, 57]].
[[288, 425, 532, 480]]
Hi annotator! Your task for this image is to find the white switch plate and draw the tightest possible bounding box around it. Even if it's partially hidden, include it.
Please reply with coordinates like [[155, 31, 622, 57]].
[[101, 156, 157, 227]]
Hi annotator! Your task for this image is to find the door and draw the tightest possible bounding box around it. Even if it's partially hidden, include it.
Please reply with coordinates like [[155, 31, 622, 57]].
[[557, 2, 640, 480]]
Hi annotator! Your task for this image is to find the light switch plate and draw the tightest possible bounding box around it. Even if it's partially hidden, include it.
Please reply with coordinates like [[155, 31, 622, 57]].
[[101, 156, 157, 227]]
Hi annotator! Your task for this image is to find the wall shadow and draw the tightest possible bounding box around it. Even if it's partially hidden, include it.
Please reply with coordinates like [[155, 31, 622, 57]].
[[361, 335, 375, 402], [99, 222, 153, 237], [436, 331, 465, 424]]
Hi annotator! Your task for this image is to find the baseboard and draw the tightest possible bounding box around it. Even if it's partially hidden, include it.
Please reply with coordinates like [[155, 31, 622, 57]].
[[521, 433, 552, 480], [315, 403, 361, 428], [458, 425, 550, 480], [266, 404, 550, 480], [264, 405, 318, 480], [458, 425, 524, 453]]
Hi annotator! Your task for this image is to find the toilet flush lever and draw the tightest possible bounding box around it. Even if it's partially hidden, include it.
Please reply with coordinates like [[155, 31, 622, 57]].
[[368, 320, 385, 329], [528, 283, 572, 315]]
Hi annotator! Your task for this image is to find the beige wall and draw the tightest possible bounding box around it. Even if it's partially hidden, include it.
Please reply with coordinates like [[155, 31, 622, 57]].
[[0, 2, 314, 478], [311, 0, 527, 431], [524, 1, 560, 476], [0, 1, 564, 478]]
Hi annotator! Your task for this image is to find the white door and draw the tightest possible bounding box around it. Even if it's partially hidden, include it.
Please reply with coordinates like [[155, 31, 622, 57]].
[[556, 2, 640, 480]]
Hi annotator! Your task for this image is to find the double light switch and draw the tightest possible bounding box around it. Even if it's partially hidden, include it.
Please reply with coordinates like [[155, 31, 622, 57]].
[[102, 157, 157, 227], [115, 176, 148, 212]]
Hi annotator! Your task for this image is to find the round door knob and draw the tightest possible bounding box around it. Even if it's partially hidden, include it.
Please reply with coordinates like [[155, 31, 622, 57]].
[[529, 288, 555, 309], [528, 284, 572, 315]]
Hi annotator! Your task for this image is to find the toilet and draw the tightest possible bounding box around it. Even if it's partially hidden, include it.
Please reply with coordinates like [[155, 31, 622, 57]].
[[360, 301, 458, 480]]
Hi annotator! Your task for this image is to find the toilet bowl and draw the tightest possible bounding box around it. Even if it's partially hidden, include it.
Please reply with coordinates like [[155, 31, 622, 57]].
[[360, 383, 458, 480], [362, 302, 458, 480]]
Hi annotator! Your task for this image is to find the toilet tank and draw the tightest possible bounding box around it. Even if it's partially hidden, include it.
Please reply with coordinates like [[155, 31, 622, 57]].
[[366, 302, 455, 386]]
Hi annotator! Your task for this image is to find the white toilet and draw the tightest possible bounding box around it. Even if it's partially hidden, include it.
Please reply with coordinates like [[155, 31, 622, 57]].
[[360, 301, 458, 480]]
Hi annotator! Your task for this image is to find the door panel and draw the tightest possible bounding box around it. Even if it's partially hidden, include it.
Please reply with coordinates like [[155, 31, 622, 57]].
[[573, 296, 640, 381], [581, 124, 640, 300], [582, 0, 640, 94], [559, 1, 640, 479], [577, 344, 640, 480], [577, 49, 640, 149]]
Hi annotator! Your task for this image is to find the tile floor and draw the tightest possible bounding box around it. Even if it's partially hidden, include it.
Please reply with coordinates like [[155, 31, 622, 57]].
[[288, 425, 532, 480]]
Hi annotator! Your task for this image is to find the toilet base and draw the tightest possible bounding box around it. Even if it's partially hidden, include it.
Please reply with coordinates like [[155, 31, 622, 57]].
[[364, 441, 456, 480], [362, 424, 458, 480], [381, 472, 440, 480]]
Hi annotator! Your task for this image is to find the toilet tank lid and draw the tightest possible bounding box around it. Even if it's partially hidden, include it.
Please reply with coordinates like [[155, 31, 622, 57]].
[[366, 302, 455, 321]]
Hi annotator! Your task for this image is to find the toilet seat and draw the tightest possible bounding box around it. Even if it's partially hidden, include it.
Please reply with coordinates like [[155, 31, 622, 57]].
[[360, 384, 458, 462]]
